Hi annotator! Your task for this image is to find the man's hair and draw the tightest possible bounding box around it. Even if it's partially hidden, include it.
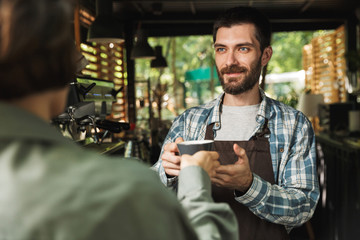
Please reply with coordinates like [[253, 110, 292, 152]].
[[213, 6, 272, 51], [0, 0, 75, 100]]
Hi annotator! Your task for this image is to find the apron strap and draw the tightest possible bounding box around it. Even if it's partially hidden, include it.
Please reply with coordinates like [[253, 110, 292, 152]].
[[252, 118, 270, 139], [206, 118, 270, 141]]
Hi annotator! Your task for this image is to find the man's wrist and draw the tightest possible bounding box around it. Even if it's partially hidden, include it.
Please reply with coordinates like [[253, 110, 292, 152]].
[[234, 174, 270, 208], [235, 173, 253, 193]]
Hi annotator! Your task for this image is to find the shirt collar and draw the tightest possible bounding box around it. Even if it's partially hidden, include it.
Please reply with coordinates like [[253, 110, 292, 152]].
[[208, 92, 224, 127], [257, 88, 272, 123]]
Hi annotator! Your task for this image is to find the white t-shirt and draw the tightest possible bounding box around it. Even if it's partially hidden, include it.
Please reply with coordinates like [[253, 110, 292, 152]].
[[215, 104, 260, 141]]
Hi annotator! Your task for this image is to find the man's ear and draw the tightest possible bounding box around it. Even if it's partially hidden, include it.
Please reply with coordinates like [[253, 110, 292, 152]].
[[261, 46, 273, 66]]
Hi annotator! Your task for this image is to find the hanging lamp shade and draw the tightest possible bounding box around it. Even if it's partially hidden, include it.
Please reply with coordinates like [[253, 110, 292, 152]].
[[87, 0, 124, 44], [87, 16, 124, 43], [131, 30, 155, 60], [151, 46, 168, 68]]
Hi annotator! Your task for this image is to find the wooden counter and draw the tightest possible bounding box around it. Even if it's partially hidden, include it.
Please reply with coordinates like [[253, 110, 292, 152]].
[[315, 133, 360, 240]]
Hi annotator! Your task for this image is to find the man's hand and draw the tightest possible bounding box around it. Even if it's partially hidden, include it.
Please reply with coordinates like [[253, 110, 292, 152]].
[[211, 144, 253, 192], [161, 137, 184, 177], [181, 151, 220, 178]]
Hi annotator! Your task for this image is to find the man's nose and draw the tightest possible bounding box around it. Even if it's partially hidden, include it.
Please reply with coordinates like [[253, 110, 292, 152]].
[[225, 51, 238, 66]]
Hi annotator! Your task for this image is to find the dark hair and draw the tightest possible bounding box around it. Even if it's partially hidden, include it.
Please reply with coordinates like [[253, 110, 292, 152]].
[[0, 0, 75, 100], [213, 6, 272, 51]]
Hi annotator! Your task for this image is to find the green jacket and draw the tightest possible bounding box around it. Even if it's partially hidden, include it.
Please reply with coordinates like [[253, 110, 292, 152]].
[[0, 102, 238, 240]]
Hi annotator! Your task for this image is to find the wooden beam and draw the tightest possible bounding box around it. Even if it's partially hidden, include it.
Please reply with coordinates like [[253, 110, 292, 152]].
[[74, 0, 81, 51]]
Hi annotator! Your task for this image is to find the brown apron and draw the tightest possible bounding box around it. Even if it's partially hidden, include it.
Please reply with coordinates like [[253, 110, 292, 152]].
[[205, 120, 289, 240]]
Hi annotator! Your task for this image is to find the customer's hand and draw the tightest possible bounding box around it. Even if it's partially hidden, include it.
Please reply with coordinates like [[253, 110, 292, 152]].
[[181, 151, 220, 178], [211, 144, 253, 192], [161, 137, 184, 177]]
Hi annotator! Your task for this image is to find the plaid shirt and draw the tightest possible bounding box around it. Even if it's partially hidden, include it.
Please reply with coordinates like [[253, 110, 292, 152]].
[[153, 89, 319, 231]]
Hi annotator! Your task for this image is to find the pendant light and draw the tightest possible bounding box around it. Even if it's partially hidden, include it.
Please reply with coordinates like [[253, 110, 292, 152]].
[[87, 0, 124, 44], [131, 29, 155, 60], [151, 46, 168, 68]]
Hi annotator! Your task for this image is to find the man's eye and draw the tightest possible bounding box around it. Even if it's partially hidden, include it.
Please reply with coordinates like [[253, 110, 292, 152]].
[[215, 48, 226, 52], [239, 47, 249, 52]]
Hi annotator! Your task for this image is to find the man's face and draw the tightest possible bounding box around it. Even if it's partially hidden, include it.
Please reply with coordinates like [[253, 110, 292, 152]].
[[214, 24, 268, 95]]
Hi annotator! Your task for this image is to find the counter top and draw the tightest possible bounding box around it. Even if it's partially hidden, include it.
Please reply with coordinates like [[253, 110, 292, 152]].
[[316, 133, 360, 150]]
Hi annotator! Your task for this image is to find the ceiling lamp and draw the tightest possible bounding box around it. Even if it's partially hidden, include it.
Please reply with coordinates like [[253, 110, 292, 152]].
[[87, 0, 124, 44], [131, 29, 155, 60], [151, 46, 168, 68]]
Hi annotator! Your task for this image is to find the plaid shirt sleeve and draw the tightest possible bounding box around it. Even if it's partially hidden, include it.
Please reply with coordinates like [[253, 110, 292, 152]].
[[151, 98, 218, 188], [151, 114, 184, 188], [235, 99, 320, 231]]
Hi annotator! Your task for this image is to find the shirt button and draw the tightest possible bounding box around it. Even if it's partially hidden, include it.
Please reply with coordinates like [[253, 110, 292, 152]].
[[280, 148, 284, 153], [215, 123, 219, 127]]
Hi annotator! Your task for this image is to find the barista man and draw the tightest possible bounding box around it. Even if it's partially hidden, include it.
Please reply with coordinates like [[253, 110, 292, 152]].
[[153, 6, 320, 240]]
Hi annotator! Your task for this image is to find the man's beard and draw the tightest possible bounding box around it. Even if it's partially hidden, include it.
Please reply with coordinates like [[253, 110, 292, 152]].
[[217, 59, 262, 95]]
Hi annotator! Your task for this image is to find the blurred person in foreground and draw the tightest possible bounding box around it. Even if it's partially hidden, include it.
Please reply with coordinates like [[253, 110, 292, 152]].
[[0, 0, 238, 239], [153, 6, 319, 240]]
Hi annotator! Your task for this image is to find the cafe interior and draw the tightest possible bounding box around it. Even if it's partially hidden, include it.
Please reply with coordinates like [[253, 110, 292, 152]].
[[57, 0, 360, 239]]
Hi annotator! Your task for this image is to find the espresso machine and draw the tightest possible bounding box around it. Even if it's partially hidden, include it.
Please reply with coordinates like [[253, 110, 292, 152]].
[[52, 76, 130, 155]]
